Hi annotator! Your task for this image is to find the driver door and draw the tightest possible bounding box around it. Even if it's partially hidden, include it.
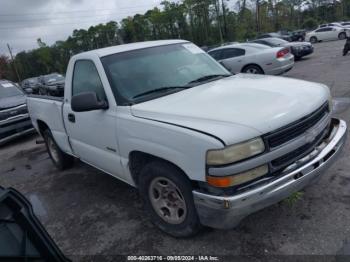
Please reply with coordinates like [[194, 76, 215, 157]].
[[63, 59, 125, 179]]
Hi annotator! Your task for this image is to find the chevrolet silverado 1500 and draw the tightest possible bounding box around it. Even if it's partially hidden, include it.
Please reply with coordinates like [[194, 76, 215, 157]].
[[27, 40, 347, 237]]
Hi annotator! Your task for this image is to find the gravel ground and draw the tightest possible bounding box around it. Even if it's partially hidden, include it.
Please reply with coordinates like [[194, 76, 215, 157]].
[[1, 39, 350, 261]]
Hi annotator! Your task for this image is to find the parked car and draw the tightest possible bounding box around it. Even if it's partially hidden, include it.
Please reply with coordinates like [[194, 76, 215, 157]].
[[38, 73, 65, 96], [306, 26, 350, 43], [208, 43, 294, 75], [251, 37, 313, 60], [27, 40, 346, 237], [291, 30, 307, 41], [341, 22, 350, 28], [0, 80, 34, 145], [22, 77, 40, 94], [257, 32, 292, 42], [319, 22, 348, 28]]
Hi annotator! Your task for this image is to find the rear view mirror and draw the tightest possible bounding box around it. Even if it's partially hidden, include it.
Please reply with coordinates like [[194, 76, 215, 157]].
[[0, 187, 71, 261], [71, 92, 108, 112]]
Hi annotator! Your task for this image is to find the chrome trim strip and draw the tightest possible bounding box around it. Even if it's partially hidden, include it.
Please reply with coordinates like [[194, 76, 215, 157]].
[[0, 113, 29, 125], [0, 104, 26, 113], [208, 113, 331, 176]]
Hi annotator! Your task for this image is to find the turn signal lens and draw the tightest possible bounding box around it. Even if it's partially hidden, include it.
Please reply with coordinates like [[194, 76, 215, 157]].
[[206, 165, 268, 188]]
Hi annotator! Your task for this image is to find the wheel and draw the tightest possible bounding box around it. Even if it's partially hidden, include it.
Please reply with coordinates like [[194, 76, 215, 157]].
[[298, 37, 304, 42], [242, 65, 264, 74], [339, 32, 346, 40], [139, 161, 202, 237], [43, 129, 74, 170], [310, 36, 317, 44]]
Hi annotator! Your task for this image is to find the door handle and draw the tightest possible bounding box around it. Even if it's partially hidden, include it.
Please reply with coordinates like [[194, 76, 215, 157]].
[[68, 113, 75, 123]]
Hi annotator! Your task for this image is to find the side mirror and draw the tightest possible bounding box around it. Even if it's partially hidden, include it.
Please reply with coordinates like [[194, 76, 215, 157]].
[[71, 92, 108, 112]]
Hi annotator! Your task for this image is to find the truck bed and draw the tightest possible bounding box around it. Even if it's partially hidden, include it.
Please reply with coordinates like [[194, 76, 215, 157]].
[[26, 95, 73, 154]]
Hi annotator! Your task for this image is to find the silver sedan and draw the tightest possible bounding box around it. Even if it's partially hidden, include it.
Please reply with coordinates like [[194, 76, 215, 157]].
[[208, 43, 295, 75]]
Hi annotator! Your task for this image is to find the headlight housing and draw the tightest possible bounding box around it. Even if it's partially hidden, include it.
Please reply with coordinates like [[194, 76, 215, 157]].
[[206, 138, 265, 166]]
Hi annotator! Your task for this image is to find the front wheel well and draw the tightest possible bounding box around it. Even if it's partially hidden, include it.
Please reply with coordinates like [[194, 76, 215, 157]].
[[241, 64, 264, 74], [128, 151, 192, 187]]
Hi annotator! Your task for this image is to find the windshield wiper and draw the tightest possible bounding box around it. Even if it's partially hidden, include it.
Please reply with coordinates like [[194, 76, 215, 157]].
[[132, 86, 190, 100], [188, 74, 231, 84]]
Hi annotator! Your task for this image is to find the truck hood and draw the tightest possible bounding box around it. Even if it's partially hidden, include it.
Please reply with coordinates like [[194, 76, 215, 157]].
[[131, 74, 330, 145], [0, 95, 26, 110]]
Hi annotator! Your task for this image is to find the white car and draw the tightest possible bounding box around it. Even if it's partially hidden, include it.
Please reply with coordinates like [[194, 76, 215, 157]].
[[27, 40, 346, 237], [306, 26, 349, 43], [341, 22, 350, 28], [208, 43, 294, 75]]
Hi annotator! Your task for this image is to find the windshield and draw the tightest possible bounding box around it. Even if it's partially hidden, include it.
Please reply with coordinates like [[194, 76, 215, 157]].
[[101, 43, 230, 104], [28, 78, 38, 84], [44, 74, 64, 82], [0, 82, 23, 98]]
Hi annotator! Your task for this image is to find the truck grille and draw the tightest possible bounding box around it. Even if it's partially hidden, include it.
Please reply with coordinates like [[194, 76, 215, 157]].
[[271, 126, 328, 169], [264, 102, 330, 148]]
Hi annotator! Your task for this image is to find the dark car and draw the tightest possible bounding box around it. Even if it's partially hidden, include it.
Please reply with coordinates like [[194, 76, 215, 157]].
[[0, 80, 34, 145], [38, 73, 65, 97], [257, 32, 292, 42], [21, 77, 40, 94], [251, 37, 313, 60], [290, 30, 307, 41]]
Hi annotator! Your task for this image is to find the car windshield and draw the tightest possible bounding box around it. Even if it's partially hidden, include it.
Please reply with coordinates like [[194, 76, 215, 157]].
[[266, 38, 288, 46], [44, 74, 64, 82], [0, 82, 23, 98], [101, 43, 230, 104], [28, 78, 38, 83]]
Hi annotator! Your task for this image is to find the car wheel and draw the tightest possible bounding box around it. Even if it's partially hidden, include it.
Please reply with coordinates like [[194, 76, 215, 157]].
[[339, 32, 346, 40], [242, 65, 264, 74], [298, 37, 304, 42], [310, 37, 317, 44], [139, 161, 202, 237], [43, 129, 74, 170]]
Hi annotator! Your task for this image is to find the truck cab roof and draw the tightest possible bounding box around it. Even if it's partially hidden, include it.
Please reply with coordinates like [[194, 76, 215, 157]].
[[73, 40, 189, 59]]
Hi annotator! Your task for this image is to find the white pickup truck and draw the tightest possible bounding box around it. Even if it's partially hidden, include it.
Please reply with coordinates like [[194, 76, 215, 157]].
[[27, 40, 347, 237]]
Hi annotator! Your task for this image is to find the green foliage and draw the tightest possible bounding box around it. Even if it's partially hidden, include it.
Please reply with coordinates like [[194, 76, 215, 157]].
[[302, 17, 319, 30], [283, 191, 304, 207], [2, 0, 350, 81]]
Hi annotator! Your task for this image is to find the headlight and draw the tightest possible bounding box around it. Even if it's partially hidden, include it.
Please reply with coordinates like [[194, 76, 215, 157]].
[[206, 165, 268, 188], [206, 138, 265, 166]]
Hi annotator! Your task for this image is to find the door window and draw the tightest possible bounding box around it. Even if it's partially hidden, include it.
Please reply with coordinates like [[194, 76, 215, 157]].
[[208, 50, 223, 60], [220, 48, 246, 60], [72, 60, 107, 101]]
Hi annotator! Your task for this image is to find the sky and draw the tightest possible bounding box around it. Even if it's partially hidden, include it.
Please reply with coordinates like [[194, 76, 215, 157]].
[[0, 0, 164, 55]]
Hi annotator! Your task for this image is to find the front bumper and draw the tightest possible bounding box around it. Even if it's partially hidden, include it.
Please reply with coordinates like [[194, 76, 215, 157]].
[[293, 46, 314, 57], [193, 118, 347, 229], [0, 115, 35, 146]]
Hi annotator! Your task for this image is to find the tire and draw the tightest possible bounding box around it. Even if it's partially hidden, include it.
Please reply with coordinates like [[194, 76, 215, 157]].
[[298, 37, 304, 42], [43, 129, 74, 170], [310, 36, 317, 44], [339, 32, 346, 40], [139, 161, 202, 237], [242, 65, 264, 74]]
